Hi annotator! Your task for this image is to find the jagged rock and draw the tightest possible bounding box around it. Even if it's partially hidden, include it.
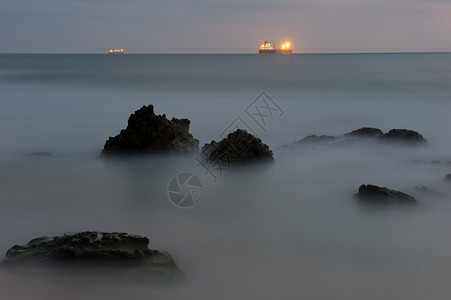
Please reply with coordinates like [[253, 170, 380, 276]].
[[381, 129, 427, 144], [2, 232, 184, 282], [201, 129, 273, 167], [344, 127, 384, 138], [102, 105, 199, 155], [353, 184, 417, 205]]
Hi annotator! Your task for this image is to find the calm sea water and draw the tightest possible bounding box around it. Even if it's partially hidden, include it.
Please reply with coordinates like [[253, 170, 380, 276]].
[[1, 53, 451, 299]]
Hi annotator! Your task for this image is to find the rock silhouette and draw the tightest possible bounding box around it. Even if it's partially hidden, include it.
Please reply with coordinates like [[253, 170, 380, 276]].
[[354, 184, 417, 205], [102, 105, 199, 155], [201, 129, 273, 167]]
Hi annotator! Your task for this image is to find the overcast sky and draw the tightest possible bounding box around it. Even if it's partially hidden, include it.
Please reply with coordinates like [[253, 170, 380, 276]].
[[1, 0, 450, 53]]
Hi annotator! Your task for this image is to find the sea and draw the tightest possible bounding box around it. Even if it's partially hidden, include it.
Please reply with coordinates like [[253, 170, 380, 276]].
[[1, 53, 451, 299]]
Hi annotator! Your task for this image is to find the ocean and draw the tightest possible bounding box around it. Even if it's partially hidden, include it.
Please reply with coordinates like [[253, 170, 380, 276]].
[[1, 53, 451, 299]]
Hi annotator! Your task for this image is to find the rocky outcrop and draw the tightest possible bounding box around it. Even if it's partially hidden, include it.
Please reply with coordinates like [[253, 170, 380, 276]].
[[2, 232, 184, 282], [353, 184, 417, 205], [102, 105, 199, 155], [201, 129, 273, 167], [284, 127, 427, 149], [344, 127, 384, 138], [380, 129, 427, 144]]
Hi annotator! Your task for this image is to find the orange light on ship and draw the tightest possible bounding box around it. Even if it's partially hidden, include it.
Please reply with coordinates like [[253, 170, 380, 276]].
[[107, 48, 124, 54], [258, 40, 292, 54]]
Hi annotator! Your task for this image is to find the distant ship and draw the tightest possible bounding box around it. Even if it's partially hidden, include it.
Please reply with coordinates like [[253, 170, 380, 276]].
[[258, 41, 292, 54], [107, 48, 124, 54]]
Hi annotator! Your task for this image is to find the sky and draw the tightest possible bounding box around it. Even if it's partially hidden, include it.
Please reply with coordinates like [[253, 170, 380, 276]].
[[1, 0, 451, 53]]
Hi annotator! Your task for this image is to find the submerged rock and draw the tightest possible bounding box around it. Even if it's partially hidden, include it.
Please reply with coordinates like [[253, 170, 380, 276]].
[[344, 127, 384, 138], [2, 232, 184, 282], [380, 129, 427, 144], [354, 184, 417, 205], [295, 135, 337, 145], [29, 152, 51, 157], [102, 105, 199, 155], [201, 129, 273, 167], [414, 186, 448, 200], [283, 127, 427, 149]]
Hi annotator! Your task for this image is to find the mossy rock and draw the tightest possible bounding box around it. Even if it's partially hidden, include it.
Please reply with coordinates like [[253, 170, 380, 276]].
[[3, 232, 184, 283]]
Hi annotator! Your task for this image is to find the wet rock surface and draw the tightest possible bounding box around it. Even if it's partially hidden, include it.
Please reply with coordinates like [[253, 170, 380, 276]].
[[201, 129, 273, 167], [2, 232, 184, 282], [354, 184, 417, 205], [102, 105, 199, 155]]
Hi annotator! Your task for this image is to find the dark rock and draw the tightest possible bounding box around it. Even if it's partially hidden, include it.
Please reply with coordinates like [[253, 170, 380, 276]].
[[283, 127, 427, 150], [295, 135, 337, 145], [102, 105, 199, 155], [2, 232, 184, 282], [354, 184, 417, 205], [380, 129, 427, 144], [344, 127, 384, 138], [444, 173, 451, 182], [201, 129, 273, 167]]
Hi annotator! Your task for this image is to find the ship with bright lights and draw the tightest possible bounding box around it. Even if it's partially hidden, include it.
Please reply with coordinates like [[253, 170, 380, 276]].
[[107, 48, 124, 54], [258, 40, 292, 54]]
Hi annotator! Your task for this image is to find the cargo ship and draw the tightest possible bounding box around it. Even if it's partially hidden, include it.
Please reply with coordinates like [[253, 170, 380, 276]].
[[258, 40, 292, 54], [107, 48, 124, 54]]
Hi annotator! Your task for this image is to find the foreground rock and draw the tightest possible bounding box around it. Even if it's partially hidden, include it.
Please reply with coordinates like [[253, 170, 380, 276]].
[[201, 129, 273, 167], [102, 105, 199, 155], [354, 184, 417, 205], [2, 232, 184, 282]]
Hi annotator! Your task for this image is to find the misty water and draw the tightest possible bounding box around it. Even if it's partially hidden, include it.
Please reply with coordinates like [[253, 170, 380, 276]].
[[1, 53, 451, 299]]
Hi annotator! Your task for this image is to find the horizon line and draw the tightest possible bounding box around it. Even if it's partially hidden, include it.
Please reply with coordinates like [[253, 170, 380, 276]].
[[1, 51, 450, 55]]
